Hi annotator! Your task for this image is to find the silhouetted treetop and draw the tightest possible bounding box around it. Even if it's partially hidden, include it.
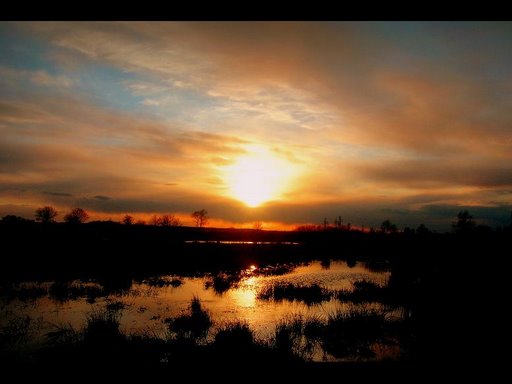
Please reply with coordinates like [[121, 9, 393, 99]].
[[35, 206, 58, 223], [150, 214, 182, 227], [122, 215, 134, 225], [380, 220, 398, 234], [64, 208, 89, 224], [161, 214, 182, 227], [416, 224, 430, 235], [253, 221, 263, 231], [192, 209, 209, 228], [453, 210, 475, 234]]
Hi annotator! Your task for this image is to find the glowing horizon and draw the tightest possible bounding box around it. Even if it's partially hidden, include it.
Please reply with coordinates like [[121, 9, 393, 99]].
[[1, 22, 511, 230]]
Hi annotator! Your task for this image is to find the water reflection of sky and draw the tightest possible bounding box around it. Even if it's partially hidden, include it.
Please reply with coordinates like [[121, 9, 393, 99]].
[[2, 260, 393, 360]]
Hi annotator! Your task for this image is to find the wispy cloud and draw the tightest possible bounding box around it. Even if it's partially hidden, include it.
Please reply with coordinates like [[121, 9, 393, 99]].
[[43, 191, 73, 197], [0, 22, 511, 229], [93, 195, 111, 200], [30, 70, 73, 88]]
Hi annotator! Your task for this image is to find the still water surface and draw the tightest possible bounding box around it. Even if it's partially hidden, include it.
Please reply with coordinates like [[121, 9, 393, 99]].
[[2, 260, 397, 360]]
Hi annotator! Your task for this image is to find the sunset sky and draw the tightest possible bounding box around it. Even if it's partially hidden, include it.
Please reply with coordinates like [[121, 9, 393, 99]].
[[1, 22, 511, 230]]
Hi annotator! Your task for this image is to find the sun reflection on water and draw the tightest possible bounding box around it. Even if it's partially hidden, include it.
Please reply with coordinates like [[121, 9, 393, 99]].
[[230, 276, 258, 308]]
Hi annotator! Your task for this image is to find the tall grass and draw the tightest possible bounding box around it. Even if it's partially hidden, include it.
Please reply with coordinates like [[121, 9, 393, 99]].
[[258, 282, 332, 305], [268, 306, 395, 361], [0, 283, 46, 303], [254, 263, 297, 276], [321, 306, 387, 359], [0, 315, 33, 345], [214, 321, 254, 349], [336, 279, 386, 303], [273, 314, 324, 360], [143, 276, 183, 288], [83, 307, 123, 344], [205, 273, 241, 294], [48, 281, 103, 303], [45, 323, 80, 345], [0, 315, 42, 363], [166, 296, 213, 340]]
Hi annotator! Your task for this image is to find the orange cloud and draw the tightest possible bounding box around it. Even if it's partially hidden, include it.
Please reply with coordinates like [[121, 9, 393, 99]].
[[1, 22, 511, 230]]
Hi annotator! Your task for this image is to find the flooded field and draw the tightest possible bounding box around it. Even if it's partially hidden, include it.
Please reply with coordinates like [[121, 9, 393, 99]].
[[1, 260, 404, 362]]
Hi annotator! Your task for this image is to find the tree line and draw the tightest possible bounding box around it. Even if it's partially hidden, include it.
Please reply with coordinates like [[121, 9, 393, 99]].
[[295, 210, 505, 235], [35, 206, 88, 224], [2, 206, 210, 228], [1, 207, 509, 234]]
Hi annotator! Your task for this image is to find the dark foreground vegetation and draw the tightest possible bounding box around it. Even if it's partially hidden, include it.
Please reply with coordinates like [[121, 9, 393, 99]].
[[0, 217, 510, 376], [1, 297, 407, 379]]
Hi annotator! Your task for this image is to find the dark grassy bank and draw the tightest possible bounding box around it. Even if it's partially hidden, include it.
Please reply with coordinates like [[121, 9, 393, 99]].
[[1, 220, 510, 373], [1, 220, 509, 281], [0, 221, 308, 282]]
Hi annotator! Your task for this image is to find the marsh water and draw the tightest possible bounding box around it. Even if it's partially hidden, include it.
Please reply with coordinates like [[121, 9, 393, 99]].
[[1, 260, 402, 362]]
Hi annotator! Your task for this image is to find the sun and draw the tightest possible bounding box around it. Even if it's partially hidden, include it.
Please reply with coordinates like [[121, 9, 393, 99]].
[[223, 145, 297, 207]]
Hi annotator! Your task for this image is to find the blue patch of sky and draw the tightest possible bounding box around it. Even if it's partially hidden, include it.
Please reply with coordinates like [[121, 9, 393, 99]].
[[0, 24, 51, 71], [0, 25, 151, 114], [360, 22, 512, 81], [359, 22, 457, 71], [142, 84, 228, 124], [0, 25, 229, 127], [74, 64, 143, 112]]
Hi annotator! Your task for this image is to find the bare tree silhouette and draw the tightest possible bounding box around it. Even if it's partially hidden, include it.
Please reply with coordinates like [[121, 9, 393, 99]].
[[150, 215, 161, 226], [453, 210, 475, 233], [64, 208, 89, 224], [380, 220, 398, 234], [122, 215, 134, 225], [160, 215, 172, 226], [160, 214, 182, 227], [253, 221, 263, 231], [35, 206, 58, 223], [150, 214, 182, 227], [192, 209, 209, 228]]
